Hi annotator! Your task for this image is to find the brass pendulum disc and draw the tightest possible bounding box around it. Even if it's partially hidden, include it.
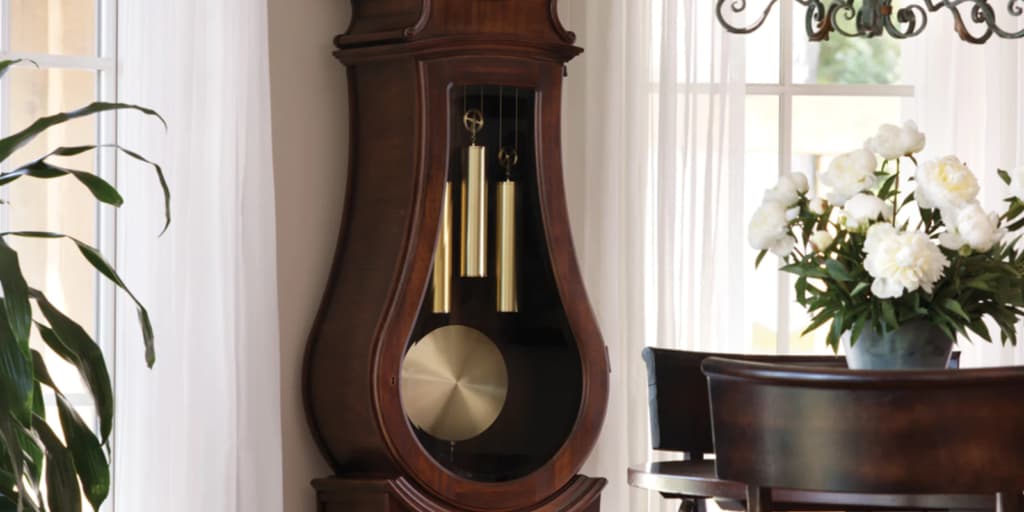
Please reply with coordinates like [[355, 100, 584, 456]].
[[400, 325, 509, 442]]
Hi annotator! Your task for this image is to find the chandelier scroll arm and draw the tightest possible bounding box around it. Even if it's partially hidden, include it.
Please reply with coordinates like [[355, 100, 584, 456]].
[[715, 0, 781, 34]]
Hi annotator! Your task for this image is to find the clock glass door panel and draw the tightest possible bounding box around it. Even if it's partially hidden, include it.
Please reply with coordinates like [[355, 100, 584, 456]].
[[401, 86, 584, 483]]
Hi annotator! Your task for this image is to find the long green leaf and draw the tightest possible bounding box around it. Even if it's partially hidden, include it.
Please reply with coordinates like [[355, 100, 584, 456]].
[[32, 350, 108, 510], [0, 102, 166, 164], [0, 304, 32, 425], [8, 233, 155, 367], [0, 161, 123, 207], [0, 240, 30, 348], [55, 396, 108, 511], [31, 306, 113, 443], [0, 422, 27, 512], [0, 60, 35, 81], [0, 144, 171, 233], [32, 417, 81, 512]]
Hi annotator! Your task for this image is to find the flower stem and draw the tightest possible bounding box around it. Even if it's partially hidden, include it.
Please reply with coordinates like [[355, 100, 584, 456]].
[[893, 158, 900, 226]]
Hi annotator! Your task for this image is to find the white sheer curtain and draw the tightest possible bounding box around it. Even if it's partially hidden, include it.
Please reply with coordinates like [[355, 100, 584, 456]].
[[561, 1, 746, 511], [112, 2, 283, 511], [904, 16, 1024, 368]]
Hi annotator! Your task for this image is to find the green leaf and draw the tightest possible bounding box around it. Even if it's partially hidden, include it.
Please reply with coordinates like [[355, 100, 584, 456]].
[[31, 296, 113, 442], [0, 303, 32, 424], [942, 298, 971, 322], [967, 319, 992, 343], [780, 262, 829, 279], [33, 417, 82, 512], [0, 420, 31, 512], [56, 395, 108, 510], [8, 233, 155, 368], [0, 160, 123, 207], [755, 249, 768, 269], [802, 309, 834, 336], [999, 169, 1013, 185], [824, 260, 855, 282], [850, 282, 869, 297], [0, 239, 30, 348], [0, 144, 172, 235], [0, 59, 36, 81], [0, 102, 166, 164], [881, 300, 898, 330]]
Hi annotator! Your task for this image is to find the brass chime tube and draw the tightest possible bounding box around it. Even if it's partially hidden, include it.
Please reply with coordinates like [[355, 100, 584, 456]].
[[461, 144, 488, 278], [432, 182, 453, 314], [496, 180, 518, 313]]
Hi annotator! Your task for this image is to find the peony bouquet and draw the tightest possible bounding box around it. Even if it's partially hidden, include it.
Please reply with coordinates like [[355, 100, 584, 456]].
[[750, 122, 1024, 351]]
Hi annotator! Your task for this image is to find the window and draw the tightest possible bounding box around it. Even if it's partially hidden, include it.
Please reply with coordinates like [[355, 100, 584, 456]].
[[741, 3, 912, 354], [0, 0, 116, 467]]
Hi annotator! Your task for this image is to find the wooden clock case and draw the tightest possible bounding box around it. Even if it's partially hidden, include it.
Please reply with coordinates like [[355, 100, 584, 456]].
[[302, 1, 610, 510]]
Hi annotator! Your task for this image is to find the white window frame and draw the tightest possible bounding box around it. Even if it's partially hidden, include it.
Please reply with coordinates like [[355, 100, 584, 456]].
[[759, 1, 913, 353]]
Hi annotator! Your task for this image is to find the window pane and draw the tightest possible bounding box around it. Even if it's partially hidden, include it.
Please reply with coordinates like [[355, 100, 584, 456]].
[[792, 3, 902, 85], [788, 95, 903, 353], [745, 95, 780, 353], [7, 67, 98, 398], [10, 0, 97, 56], [743, 3, 781, 84]]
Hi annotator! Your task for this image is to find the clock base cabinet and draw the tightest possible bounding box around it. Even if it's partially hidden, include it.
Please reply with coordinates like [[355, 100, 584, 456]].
[[312, 476, 604, 512]]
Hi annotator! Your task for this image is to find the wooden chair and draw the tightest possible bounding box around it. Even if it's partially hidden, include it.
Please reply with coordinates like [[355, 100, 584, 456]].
[[633, 348, 973, 512], [704, 357, 1024, 512]]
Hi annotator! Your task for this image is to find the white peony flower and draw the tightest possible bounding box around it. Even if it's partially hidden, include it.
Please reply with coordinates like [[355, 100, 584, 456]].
[[808, 197, 829, 216], [863, 224, 950, 299], [822, 149, 878, 205], [865, 121, 926, 160], [810, 230, 834, 252], [748, 201, 795, 256], [938, 202, 1003, 253], [841, 193, 894, 231], [915, 156, 979, 215], [763, 172, 810, 207]]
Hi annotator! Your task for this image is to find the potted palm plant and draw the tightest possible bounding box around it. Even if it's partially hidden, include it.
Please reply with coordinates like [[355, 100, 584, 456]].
[[750, 122, 1024, 369], [0, 59, 168, 510]]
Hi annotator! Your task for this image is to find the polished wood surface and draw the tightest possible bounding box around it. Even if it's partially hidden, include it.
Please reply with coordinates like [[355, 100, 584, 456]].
[[704, 357, 1024, 511], [338, 0, 576, 49], [637, 349, 968, 511], [303, 0, 608, 510], [629, 461, 994, 510], [313, 475, 604, 512], [641, 348, 846, 456]]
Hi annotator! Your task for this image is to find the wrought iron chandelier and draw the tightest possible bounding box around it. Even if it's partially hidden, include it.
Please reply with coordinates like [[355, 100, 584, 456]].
[[716, 1, 1024, 44]]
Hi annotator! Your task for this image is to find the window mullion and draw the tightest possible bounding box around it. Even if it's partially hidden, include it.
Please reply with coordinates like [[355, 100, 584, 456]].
[[776, 0, 794, 354]]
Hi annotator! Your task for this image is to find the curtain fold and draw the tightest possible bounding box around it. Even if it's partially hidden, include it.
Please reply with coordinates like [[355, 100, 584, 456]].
[[904, 16, 1024, 368], [562, 2, 746, 511], [112, 2, 283, 511]]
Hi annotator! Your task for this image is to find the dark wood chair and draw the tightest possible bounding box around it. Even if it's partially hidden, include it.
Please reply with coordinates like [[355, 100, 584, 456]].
[[633, 348, 975, 512], [703, 357, 1024, 512]]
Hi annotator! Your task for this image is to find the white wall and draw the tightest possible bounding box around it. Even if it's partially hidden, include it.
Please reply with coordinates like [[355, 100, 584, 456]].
[[268, 1, 350, 510]]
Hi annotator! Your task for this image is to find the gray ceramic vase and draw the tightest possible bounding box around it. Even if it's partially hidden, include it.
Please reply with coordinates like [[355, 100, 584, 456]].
[[843, 319, 955, 370]]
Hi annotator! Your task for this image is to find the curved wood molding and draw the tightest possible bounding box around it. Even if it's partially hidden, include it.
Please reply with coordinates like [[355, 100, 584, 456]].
[[313, 476, 606, 512], [336, 0, 577, 49]]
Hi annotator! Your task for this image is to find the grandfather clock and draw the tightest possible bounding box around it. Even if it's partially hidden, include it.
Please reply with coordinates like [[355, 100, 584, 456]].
[[302, 1, 610, 510]]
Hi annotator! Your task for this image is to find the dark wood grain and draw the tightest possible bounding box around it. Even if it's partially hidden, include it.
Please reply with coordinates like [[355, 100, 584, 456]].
[[641, 348, 846, 456], [337, 0, 575, 49], [629, 461, 994, 510], [304, 0, 607, 510], [705, 357, 1024, 506], [641, 348, 960, 456]]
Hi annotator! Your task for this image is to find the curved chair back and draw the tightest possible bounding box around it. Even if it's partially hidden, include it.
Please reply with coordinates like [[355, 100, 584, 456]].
[[641, 348, 844, 455], [704, 357, 1024, 495]]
